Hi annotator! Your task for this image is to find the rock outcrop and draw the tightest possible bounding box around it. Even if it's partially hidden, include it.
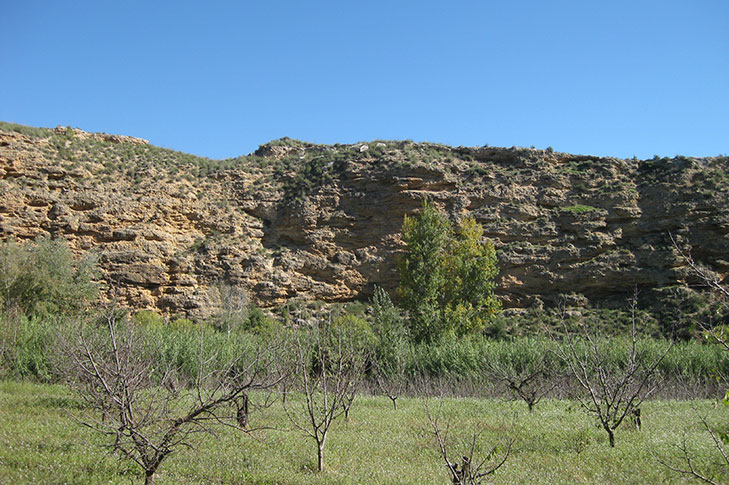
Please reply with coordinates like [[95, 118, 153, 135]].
[[1, 123, 727, 318]]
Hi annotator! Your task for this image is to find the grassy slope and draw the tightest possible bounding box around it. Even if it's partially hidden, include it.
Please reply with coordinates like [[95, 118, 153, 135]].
[[0, 381, 725, 484]]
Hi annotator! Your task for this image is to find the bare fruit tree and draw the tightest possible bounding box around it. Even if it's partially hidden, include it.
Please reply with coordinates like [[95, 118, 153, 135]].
[[59, 305, 283, 485], [341, 377, 360, 421], [485, 340, 556, 413], [670, 233, 729, 303], [554, 296, 672, 447], [671, 234, 729, 347], [425, 401, 514, 484], [487, 362, 554, 413], [375, 360, 408, 410], [283, 315, 367, 472], [657, 238, 729, 483]]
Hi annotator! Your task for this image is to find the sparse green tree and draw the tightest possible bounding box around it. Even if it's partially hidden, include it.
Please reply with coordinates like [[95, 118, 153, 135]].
[[370, 286, 408, 370], [370, 286, 410, 409], [398, 200, 500, 342], [214, 283, 249, 334]]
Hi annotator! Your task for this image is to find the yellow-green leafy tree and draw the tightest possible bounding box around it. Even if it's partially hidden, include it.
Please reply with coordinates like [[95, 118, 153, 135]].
[[398, 199, 500, 343]]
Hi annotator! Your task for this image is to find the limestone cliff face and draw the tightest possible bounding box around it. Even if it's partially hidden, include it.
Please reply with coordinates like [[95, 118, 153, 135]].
[[1, 123, 727, 317]]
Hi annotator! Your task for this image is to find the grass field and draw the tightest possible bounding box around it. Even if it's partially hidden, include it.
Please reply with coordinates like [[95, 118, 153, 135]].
[[0, 380, 726, 484]]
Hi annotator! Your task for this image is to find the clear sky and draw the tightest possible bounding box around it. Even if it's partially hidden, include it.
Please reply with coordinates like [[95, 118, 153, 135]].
[[2, 1, 727, 160]]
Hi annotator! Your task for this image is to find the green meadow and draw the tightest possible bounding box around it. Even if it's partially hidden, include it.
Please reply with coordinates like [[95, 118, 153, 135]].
[[1, 380, 725, 484]]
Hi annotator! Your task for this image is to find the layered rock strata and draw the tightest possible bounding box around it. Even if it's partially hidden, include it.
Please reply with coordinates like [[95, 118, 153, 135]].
[[1, 124, 727, 317]]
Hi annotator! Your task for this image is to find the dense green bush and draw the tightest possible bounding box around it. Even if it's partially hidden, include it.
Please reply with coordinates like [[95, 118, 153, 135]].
[[0, 237, 97, 316], [653, 285, 729, 339], [133, 309, 165, 327], [489, 306, 663, 339]]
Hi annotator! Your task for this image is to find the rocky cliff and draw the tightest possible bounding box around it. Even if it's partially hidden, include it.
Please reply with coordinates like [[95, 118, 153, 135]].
[[1, 122, 727, 318]]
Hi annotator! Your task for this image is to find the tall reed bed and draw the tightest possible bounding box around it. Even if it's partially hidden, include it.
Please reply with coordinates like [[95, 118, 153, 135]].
[[2, 313, 727, 398]]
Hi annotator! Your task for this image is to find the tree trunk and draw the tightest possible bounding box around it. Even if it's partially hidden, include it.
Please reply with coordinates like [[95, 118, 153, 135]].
[[607, 428, 615, 447], [391, 396, 397, 410], [145, 470, 156, 485], [237, 393, 249, 428], [317, 442, 324, 472]]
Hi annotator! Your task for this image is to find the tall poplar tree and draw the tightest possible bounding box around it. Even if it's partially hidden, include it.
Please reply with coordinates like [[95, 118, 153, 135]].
[[398, 199, 500, 342]]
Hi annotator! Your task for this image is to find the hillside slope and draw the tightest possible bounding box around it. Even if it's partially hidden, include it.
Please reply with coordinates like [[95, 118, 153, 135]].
[[1, 122, 727, 318]]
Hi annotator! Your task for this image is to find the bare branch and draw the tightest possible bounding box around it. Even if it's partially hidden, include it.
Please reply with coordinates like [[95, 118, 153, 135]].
[[425, 400, 514, 484], [655, 434, 722, 485], [553, 296, 671, 447], [282, 311, 367, 472], [59, 303, 283, 484]]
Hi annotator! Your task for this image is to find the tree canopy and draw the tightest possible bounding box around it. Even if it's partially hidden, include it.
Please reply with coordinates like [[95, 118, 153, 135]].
[[398, 199, 500, 342]]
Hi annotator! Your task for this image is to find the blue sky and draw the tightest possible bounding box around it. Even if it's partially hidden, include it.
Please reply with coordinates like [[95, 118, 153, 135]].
[[2, 1, 727, 160]]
